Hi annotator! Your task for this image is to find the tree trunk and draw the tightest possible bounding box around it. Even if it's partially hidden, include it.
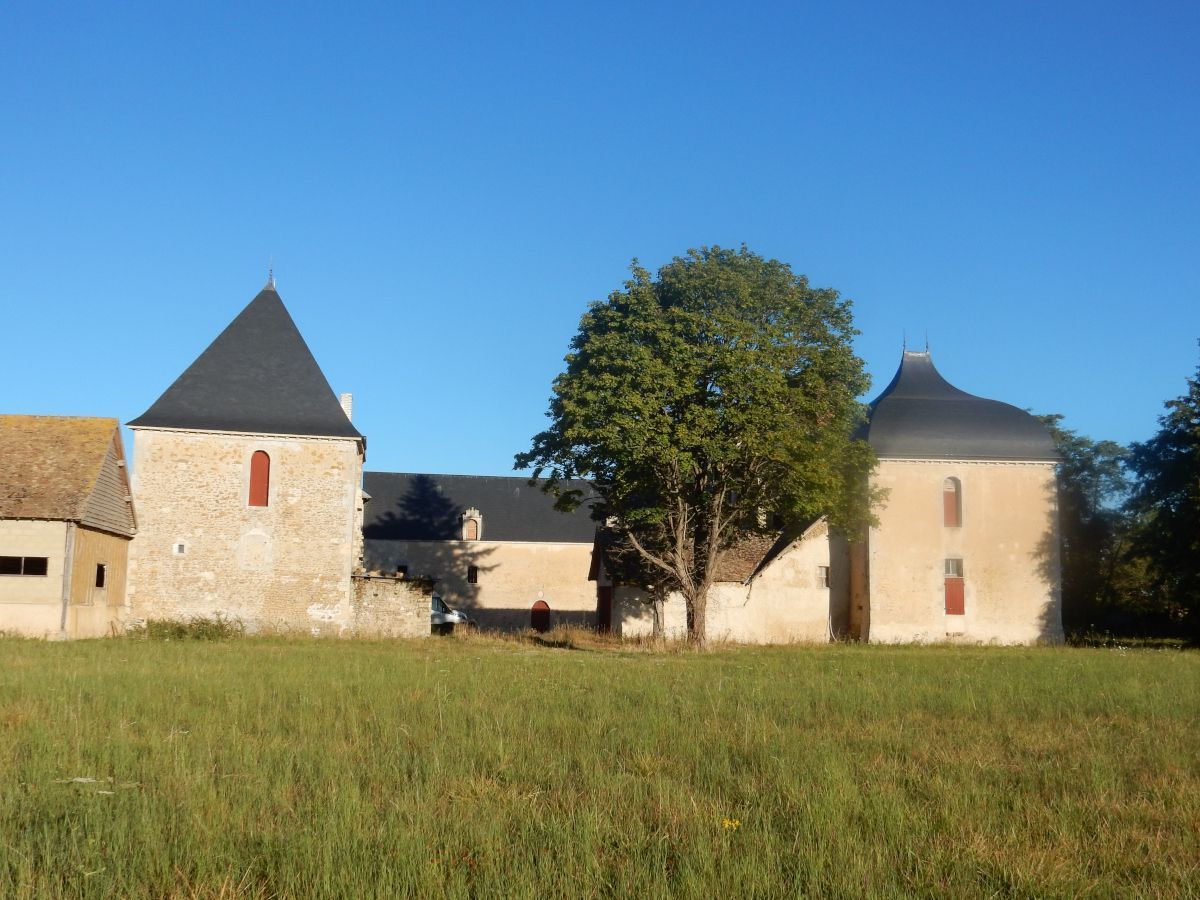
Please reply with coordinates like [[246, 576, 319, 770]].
[[686, 586, 709, 649]]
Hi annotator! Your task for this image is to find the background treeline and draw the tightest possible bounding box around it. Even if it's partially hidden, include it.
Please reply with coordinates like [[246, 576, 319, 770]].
[[1040, 351, 1200, 642]]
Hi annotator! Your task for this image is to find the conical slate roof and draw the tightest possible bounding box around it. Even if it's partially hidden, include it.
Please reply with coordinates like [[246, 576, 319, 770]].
[[863, 351, 1057, 461], [129, 284, 362, 439]]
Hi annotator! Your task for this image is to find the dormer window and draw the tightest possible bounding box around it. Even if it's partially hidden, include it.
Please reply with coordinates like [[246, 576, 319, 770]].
[[461, 507, 482, 541], [249, 451, 270, 507], [943, 477, 962, 527]]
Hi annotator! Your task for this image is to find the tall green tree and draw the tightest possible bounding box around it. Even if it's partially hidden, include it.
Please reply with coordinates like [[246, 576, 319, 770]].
[[1036, 414, 1131, 628], [516, 246, 876, 645], [1125, 352, 1200, 635]]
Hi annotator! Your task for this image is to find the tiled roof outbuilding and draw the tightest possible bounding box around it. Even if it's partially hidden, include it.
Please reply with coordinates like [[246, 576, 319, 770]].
[[0, 415, 136, 537]]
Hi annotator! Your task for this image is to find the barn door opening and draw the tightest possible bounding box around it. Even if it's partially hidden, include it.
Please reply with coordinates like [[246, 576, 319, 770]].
[[596, 585, 613, 633], [531, 600, 551, 633]]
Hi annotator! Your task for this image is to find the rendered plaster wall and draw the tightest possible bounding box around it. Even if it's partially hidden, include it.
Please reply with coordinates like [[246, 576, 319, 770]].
[[369, 540, 595, 631], [705, 526, 835, 644], [127, 428, 362, 634], [866, 458, 1062, 644], [613, 585, 688, 640], [349, 575, 429, 638], [0, 519, 67, 637]]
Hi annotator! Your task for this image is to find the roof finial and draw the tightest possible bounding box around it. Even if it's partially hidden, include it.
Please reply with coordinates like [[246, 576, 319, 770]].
[[902, 330, 907, 353], [266, 256, 275, 291], [924, 331, 929, 353]]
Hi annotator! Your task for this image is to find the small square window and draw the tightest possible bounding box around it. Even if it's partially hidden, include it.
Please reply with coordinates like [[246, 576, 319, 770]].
[[0, 556, 20, 575], [174, 543, 186, 556], [945, 558, 964, 578], [23, 557, 48, 576], [467, 565, 479, 584], [396, 565, 409, 577]]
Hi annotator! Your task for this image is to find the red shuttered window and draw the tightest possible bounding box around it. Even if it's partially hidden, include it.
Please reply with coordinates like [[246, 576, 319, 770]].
[[944, 558, 965, 614], [943, 477, 962, 527], [249, 451, 270, 507]]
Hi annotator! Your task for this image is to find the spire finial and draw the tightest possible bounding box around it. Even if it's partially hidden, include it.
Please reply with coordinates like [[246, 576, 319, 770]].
[[902, 330, 907, 353], [266, 256, 276, 291], [924, 330, 929, 353]]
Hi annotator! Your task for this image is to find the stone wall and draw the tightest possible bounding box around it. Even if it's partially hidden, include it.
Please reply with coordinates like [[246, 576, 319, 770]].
[[128, 428, 363, 634], [864, 459, 1062, 644], [349, 575, 430, 638], [705, 524, 835, 644], [365, 539, 596, 632]]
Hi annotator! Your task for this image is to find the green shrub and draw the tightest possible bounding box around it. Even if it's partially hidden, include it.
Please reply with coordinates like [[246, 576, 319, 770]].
[[126, 613, 245, 641]]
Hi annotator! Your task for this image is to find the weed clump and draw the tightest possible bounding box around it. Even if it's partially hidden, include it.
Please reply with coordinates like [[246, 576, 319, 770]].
[[126, 613, 245, 641]]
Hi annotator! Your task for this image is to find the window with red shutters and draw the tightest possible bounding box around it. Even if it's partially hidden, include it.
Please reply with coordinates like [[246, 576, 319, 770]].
[[249, 451, 270, 507], [944, 558, 965, 615], [943, 477, 962, 527]]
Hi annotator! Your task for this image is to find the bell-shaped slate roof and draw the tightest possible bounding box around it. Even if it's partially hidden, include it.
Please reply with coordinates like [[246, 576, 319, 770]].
[[129, 284, 362, 439], [863, 351, 1057, 461]]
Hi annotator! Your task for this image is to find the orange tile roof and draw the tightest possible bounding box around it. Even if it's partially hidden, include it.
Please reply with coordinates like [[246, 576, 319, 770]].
[[0, 415, 120, 521]]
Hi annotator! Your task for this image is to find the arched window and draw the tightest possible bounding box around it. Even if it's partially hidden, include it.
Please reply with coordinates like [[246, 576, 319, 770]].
[[943, 477, 962, 527], [249, 451, 270, 507], [464, 519, 479, 541]]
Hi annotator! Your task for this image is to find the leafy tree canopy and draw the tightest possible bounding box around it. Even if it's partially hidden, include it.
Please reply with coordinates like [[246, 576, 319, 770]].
[[1125, 350, 1200, 633], [516, 246, 876, 643]]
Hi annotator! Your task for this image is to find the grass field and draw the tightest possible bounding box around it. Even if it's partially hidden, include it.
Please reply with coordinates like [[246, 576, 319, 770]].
[[1, 631, 1197, 898]]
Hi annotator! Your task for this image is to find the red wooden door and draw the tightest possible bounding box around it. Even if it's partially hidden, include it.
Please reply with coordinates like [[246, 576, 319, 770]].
[[530, 600, 551, 633]]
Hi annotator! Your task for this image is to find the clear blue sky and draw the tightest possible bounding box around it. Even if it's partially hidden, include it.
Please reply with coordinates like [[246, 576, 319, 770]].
[[2, 1, 1196, 475]]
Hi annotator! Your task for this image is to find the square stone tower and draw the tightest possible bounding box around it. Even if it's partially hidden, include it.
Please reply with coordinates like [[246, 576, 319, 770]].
[[846, 350, 1063, 644], [126, 279, 365, 633]]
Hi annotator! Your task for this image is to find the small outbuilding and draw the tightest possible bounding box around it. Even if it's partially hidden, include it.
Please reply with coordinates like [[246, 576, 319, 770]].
[[0, 415, 137, 638]]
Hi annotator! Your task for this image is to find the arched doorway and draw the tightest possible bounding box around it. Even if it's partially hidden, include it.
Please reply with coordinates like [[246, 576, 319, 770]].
[[530, 600, 551, 633]]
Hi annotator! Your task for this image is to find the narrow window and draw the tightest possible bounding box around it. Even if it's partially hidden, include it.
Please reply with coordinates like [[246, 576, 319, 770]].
[[467, 565, 479, 584], [95, 564, 107, 588], [464, 519, 479, 541], [817, 566, 831, 587], [943, 477, 962, 527], [944, 558, 965, 615], [249, 451, 270, 507], [174, 543, 186, 556]]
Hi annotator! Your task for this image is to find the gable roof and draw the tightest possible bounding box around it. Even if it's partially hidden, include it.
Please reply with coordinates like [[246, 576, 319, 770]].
[[128, 284, 362, 440], [362, 472, 597, 544], [0, 416, 136, 536], [863, 351, 1058, 461]]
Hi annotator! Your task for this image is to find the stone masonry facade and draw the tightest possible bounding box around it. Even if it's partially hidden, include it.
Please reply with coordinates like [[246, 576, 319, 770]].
[[127, 427, 364, 634]]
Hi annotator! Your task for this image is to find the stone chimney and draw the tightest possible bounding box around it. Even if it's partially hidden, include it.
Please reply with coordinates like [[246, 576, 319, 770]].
[[339, 393, 353, 422]]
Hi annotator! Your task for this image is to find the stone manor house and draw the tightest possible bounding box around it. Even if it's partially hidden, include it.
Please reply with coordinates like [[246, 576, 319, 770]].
[[1, 281, 1062, 643]]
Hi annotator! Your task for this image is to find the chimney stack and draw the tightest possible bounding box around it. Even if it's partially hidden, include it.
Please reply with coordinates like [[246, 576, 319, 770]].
[[339, 393, 353, 422]]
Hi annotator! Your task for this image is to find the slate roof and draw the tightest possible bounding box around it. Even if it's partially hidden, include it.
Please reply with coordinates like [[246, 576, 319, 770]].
[[128, 284, 361, 439], [0, 416, 136, 536], [362, 472, 597, 543], [863, 351, 1058, 461]]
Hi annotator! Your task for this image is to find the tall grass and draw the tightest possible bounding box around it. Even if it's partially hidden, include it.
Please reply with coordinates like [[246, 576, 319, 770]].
[[1, 634, 1196, 897]]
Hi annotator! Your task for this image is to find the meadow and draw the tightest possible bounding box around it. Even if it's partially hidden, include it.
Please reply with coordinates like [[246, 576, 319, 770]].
[[1, 631, 1197, 898]]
